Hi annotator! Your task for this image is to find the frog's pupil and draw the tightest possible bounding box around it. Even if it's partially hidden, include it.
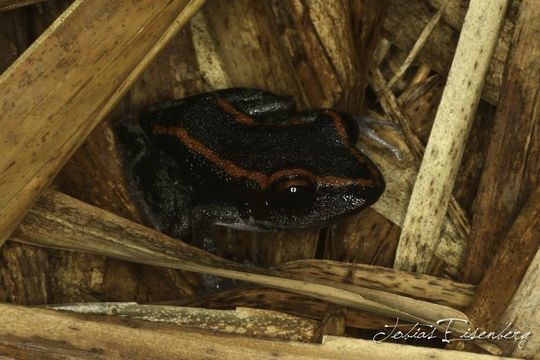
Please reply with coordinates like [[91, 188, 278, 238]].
[[268, 175, 315, 212], [276, 184, 313, 211]]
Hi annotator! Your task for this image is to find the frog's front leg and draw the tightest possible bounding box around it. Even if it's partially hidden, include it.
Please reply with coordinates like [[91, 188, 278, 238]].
[[190, 205, 248, 255], [190, 205, 247, 293], [116, 118, 193, 239]]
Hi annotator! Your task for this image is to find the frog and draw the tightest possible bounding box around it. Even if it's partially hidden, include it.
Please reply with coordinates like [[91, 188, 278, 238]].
[[115, 88, 385, 256]]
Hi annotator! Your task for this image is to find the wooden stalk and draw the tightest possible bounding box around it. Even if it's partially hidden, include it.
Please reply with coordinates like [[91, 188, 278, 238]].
[[407, 64, 432, 88], [280, 259, 475, 308], [463, 0, 540, 284], [497, 245, 540, 358], [383, 0, 515, 104], [46, 303, 319, 343], [173, 286, 397, 330], [367, 66, 469, 277], [0, 0, 45, 11], [465, 186, 540, 338], [0, 0, 205, 247], [385, 0, 449, 91], [11, 190, 469, 329], [395, 0, 510, 273], [0, 303, 517, 360]]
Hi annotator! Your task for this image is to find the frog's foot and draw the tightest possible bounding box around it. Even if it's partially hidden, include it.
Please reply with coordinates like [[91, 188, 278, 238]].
[[191, 206, 248, 294], [198, 259, 259, 294], [354, 116, 404, 161], [195, 236, 238, 294], [116, 116, 193, 238], [199, 274, 240, 294], [195, 233, 242, 294]]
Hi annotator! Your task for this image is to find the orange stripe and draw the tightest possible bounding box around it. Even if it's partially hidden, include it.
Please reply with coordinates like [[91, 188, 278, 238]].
[[217, 97, 308, 127], [217, 97, 255, 125], [152, 124, 375, 189], [324, 110, 380, 181], [153, 124, 266, 187], [268, 168, 374, 187]]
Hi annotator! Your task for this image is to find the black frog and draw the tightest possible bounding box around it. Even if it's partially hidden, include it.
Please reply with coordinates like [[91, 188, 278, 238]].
[[116, 88, 385, 254]]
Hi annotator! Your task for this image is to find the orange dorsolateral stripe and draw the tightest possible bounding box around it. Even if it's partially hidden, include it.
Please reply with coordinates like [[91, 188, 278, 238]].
[[153, 124, 267, 187], [324, 110, 380, 182], [152, 120, 375, 188], [217, 97, 306, 127], [268, 168, 373, 188], [217, 97, 255, 125]]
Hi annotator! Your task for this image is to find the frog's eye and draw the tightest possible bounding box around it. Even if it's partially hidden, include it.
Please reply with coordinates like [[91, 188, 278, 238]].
[[269, 176, 316, 211]]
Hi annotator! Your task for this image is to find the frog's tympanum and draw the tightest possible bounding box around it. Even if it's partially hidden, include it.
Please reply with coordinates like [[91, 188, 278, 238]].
[[117, 88, 385, 252]]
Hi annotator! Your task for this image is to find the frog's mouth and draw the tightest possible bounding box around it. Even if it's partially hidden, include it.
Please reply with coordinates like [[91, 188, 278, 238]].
[[216, 206, 369, 233], [215, 216, 314, 232], [215, 216, 287, 232], [218, 221, 318, 232], [215, 180, 385, 232], [217, 221, 275, 232]]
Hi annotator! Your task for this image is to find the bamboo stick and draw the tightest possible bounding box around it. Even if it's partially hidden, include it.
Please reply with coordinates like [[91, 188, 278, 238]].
[[497, 246, 540, 358], [466, 187, 540, 337], [468, 1, 540, 356], [0, 242, 49, 304], [395, 0, 510, 273], [462, 0, 540, 285], [10, 190, 469, 329], [280, 260, 475, 308], [173, 286, 396, 330], [368, 66, 424, 158], [367, 66, 469, 277], [385, 0, 449, 91], [0, 0, 44, 11], [0, 0, 205, 247], [407, 64, 432, 88], [383, 0, 514, 104], [46, 303, 319, 343], [0, 303, 518, 360]]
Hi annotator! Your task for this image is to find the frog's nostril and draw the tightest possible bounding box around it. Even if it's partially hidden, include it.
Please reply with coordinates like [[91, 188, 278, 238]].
[[245, 192, 270, 220]]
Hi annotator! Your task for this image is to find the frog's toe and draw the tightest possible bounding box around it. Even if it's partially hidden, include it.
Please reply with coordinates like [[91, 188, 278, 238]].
[[198, 274, 242, 295], [354, 116, 404, 161]]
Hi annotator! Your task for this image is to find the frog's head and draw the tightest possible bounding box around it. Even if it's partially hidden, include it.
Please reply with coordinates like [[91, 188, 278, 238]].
[[234, 111, 386, 231]]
